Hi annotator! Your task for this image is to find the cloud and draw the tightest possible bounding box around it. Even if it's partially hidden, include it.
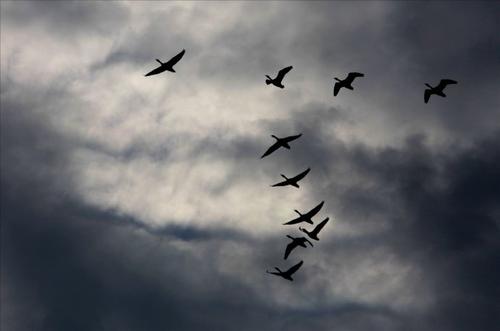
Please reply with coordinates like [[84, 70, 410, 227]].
[[2, 2, 499, 331]]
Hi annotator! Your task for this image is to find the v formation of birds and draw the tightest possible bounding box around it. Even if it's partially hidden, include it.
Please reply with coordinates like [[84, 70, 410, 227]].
[[145, 50, 458, 282]]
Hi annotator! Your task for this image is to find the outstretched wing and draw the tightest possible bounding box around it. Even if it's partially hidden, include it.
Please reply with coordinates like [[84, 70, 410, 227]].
[[145, 66, 166, 77], [271, 179, 289, 187], [424, 89, 432, 103], [346, 72, 364, 84], [291, 168, 311, 182], [333, 82, 342, 96], [276, 66, 293, 82], [261, 141, 281, 158], [283, 215, 305, 225], [284, 241, 297, 260], [437, 79, 457, 90], [283, 133, 302, 143], [313, 217, 329, 236], [286, 260, 303, 275], [165, 49, 186, 67], [305, 201, 324, 218]]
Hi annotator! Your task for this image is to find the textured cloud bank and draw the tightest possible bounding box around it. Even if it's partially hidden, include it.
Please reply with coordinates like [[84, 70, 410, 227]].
[[1, 2, 499, 331]]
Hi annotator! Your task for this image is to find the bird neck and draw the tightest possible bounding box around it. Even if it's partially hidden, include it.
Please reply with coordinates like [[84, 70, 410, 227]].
[[271, 135, 279, 140], [281, 174, 289, 180], [334, 78, 341, 82], [425, 83, 432, 88], [294, 210, 302, 216]]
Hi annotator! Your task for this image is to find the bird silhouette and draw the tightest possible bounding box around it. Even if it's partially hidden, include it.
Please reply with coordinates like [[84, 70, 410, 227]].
[[424, 79, 458, 103], [284, 235, 313, 260], [283, 201, 324, 225], [271, 168, 311, 188], [333, 72, 364, 96], [299, 217, 329, 241], [261, 133, 302, 158], [265, 66, 293, 88], [145, 49, 185, 76], [266, 260, 303, 281]]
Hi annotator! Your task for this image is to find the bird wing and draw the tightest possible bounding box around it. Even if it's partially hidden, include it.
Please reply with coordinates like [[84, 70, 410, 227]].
[[283, 215, 304, 225], [261, 142, 281, 158], [272, 179, 289, 187], [305, 201, 324, 218], [313, 217, 329, 235], [276, 66, 293, 82], [283, 133, 302, 143], [145, 66, 166, 77], [437, 79, 458, 90], [346, 72, 364, 84], [424, 89, 431, 103], [291, 168, 311, 182], [165, 49, 186, 67], [286, 260, 304, 275], [333, 82, 342, 96], [284, 241, 298, 259]]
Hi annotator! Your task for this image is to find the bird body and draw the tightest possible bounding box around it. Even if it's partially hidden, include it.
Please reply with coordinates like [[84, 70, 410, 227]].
[[261, 133, 302, 158], [333, 72, 364, 96], [145, 49, 185, 76], [283, 201, 325, 225], [266, 66, 293, 88], [266, 260, 303, 281], [299, 217, 329, 241], [424, 79, 457, 103], [284, 236, 313, 260], [271, 168, 311, 188]]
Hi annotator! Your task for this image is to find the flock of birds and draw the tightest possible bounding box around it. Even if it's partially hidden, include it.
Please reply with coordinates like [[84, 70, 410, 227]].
[[145, 49, 458, 282]]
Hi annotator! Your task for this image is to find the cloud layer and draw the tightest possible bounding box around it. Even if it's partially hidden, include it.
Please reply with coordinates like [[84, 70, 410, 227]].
[[2, 2, 499, 330]]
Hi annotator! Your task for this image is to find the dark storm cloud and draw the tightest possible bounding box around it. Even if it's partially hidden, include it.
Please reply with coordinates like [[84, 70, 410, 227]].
[[262, 101, 500, 330], [1, 1, 130, 38], [2, 2, 500, 331]]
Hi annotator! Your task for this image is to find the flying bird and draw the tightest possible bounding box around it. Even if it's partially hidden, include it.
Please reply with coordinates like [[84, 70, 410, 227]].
[[284, 235, 313, 260], [271, 168, 311, 189], [145, 49, 185, 77], [283, 201, 325, 225], [424, 79, 458, 103], [333, 72, 364, 96], [265, 66, 293, 88], [261, 133, 302, 158], [299, 217, 329, 241], [266, 260, 303, 281]]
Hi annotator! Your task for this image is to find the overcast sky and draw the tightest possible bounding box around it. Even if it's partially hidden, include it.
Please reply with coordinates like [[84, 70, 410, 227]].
[[1, 1, 499, 330]]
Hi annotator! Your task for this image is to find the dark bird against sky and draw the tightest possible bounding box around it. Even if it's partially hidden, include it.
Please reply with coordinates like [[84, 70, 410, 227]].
[[261, 133, 302, 158], [284, 235, 313, 260], [266, 260, 304, 281], [271, 168, 311, 189], [283, 201, 325, 225], [265, 65, 293, 88], [424, 79, 458, 103], [333, 72, 365, 96], [145, 49, 186, 77], [299, 217, 329, 241]]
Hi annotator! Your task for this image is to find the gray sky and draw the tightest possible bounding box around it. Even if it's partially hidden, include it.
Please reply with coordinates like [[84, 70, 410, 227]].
[[1, 2, 499, 330]]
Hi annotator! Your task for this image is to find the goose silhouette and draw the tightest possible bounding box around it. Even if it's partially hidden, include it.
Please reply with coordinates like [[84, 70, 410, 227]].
[[283, 201, 324, 225], [299, 217, 329, 241], [266, 260, 303, 281], [284, 236, 313, 260], [145, 49, 185, 76], [333, 72, 364, 96], [265, 66, 293, 88], [261, 133, 302, 159], [271, 168, 311, 188], [424, 79, 458, 103]]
